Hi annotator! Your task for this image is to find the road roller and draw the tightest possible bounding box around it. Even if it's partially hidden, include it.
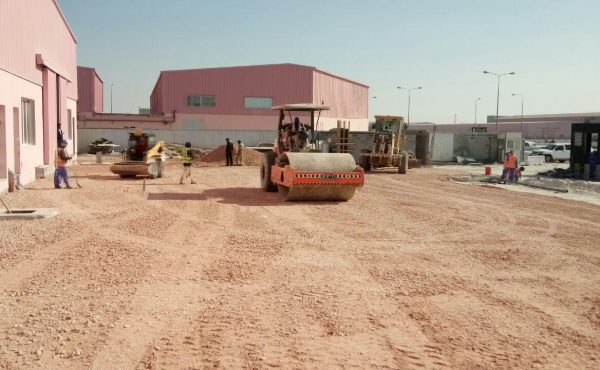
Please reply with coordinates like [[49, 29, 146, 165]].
[[110, 131, 165, 179], [260, 104, 364, 201]]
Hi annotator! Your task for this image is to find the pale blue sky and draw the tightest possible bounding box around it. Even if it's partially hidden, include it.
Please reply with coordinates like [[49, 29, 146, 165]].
[[59, 0, 600, 123]]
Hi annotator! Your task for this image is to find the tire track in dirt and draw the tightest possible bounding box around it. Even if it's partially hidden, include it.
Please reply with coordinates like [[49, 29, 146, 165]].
[[147, 199, 289, 369], [89, 190, 227, 369], [226, 201, 454, 368]]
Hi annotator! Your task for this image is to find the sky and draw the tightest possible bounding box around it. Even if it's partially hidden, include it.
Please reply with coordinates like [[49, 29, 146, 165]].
[[58, 0, 600, 124]]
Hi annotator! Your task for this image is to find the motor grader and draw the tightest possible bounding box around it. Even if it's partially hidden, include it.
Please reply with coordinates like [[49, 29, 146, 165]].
[[358, 115, 415, 171], [109, 130, 165, 179], [260, 104, 364, 201]]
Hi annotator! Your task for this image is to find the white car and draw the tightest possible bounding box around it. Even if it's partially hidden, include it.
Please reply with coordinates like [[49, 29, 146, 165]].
[[531, 143, 571, 163], [524, 141, 538, 157]]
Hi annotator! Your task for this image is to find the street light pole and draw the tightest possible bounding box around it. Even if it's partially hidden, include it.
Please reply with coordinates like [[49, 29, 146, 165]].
[[110, 83, 114, 113], [483, 71, 515, 133], [474, 97, 481, 125], [396, 86, 422, 128], [512, 93, 524, 135]]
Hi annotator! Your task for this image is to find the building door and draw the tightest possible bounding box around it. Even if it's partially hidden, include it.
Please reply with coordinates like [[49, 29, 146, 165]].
[[13, 107, 21, 174], [0, 105, 6, 178]]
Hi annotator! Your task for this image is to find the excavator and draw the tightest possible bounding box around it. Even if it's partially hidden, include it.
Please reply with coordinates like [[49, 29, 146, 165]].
[[260, 104, 364, 201], [109, 129, 166, 179]]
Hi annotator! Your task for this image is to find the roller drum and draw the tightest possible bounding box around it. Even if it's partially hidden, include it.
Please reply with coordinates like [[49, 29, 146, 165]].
[[278, 152, 359, 201]]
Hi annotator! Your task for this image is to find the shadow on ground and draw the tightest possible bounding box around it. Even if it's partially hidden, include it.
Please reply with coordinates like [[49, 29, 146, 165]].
[[147, 187, 345, 206]]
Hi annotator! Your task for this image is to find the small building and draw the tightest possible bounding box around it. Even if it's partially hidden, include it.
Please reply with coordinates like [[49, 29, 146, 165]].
[[150, 63, 369, 132], [409, 112, 600, 140], [0, 0, 78, 192], [570, 122, 600, 179], [77, 66, 104, 113]]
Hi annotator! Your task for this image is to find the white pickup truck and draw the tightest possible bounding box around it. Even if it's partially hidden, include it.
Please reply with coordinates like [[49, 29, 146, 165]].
[[531, 143, 571, 163]]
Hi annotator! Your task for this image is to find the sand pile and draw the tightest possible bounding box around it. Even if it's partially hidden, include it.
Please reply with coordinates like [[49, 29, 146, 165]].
[[201, 145, 264, 166]]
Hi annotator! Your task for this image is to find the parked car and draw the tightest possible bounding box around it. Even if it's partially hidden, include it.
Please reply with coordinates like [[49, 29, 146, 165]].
[[531, 143, 571, 162], [524, 141, 537, 157]]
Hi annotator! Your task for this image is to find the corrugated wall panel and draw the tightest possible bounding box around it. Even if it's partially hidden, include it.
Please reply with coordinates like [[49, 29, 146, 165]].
[[0, 0, 77, 99], [150, 74, 164, 114], [158, 64, 313, 115], [312, 70, 368, 119], [93, 72, 103, 112], [77, 67, 93, 112]]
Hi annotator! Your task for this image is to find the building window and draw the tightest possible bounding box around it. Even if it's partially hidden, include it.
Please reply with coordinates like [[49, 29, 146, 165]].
[[244, 97, 272, 109], [187, 95, 216, 107], [21, 99, 35, 145]]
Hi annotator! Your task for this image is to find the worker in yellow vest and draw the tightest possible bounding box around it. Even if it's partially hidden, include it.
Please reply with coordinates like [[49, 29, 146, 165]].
[[179, 141, 196, 184], [54, 141, 73, 189]]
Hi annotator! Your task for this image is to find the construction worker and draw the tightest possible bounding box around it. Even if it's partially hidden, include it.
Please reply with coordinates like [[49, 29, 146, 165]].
[[501, 150, 518, 182], [179, 141, 196, 184], [57, 123, 64, 144], [225, 138, 234, 166], [54, 141, 72, 189], [235, 140, 244, 166]]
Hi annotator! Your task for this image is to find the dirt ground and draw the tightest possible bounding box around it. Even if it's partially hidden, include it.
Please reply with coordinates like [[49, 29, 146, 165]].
[[0, 158, 599, 369]]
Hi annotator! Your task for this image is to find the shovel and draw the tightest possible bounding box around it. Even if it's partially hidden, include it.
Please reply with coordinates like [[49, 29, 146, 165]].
[[0, 196, 11, 214], [66, 149, 82, 189]]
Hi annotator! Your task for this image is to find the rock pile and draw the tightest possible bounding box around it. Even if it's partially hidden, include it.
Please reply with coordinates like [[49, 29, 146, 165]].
[[201, 145, 264, 166]]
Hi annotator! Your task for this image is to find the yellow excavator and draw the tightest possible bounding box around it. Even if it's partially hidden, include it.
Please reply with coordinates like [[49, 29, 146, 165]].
[[110, 129, 165, 179]]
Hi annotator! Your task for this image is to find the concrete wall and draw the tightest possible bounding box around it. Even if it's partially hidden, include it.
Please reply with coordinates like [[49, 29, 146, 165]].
[[453, 134, 496, 162], [77, 128, 278, 153], [429, 132, 454, 162]]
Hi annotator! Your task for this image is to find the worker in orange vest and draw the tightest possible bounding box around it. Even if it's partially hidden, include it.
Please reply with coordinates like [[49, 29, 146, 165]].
[[501, 150, 518, 182], [54, 141, 73, 189]]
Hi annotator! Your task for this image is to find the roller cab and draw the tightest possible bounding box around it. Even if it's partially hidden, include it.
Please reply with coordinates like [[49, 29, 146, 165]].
[[260, 104, 364, 201]]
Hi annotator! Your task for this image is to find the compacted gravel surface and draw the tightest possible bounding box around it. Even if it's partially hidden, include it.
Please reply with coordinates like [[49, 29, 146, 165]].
[[0, 160, 599, 369]]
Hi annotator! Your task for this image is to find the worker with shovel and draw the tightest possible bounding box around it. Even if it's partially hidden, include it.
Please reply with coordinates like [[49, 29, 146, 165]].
[[54, 141, 73, 189]]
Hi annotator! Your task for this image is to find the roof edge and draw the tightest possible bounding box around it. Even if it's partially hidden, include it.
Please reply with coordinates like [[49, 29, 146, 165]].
[[313, 67, 369, 88], [78, 66, 104, 83], [52, 0, 78, 44], [159, 63, 314, 74]]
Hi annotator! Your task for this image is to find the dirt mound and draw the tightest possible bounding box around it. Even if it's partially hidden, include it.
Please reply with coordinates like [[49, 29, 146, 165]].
[[201, 145, 264, 166]]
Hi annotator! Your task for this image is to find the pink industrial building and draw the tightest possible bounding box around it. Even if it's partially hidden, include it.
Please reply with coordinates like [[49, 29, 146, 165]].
[[150, 63, 369, 131], [0, 0, 78, 192], [77, 66, 103, 113]]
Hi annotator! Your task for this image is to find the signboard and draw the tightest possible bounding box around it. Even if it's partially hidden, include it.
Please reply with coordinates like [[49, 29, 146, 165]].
[[470, 126, 488, 133]]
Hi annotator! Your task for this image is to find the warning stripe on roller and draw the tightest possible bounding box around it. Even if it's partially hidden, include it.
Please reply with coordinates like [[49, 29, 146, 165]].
[[295, 173, 362, 179]]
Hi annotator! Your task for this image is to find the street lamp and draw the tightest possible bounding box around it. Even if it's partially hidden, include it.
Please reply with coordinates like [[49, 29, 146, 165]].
[[512, 93, 524, 135], [110, 83, 114, 113], [483, 71, 515, 132], [396, 86, 422, 128], [474, 97, 481, 125]]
